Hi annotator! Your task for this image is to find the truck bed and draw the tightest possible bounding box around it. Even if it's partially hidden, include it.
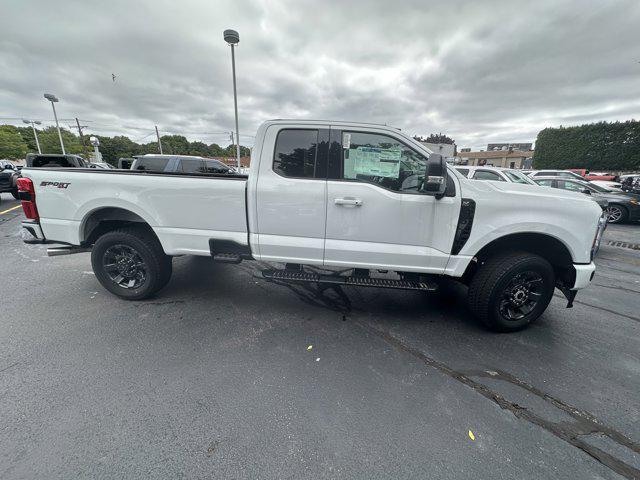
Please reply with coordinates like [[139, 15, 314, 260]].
[[22, 168, 249, 256]]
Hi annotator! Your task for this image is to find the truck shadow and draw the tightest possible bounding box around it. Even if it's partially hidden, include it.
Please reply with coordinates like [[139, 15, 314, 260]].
[[164, 256, 488, 332]]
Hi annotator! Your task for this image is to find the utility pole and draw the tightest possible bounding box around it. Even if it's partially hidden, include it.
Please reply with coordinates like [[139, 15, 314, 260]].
[[155, 125, 163, 154], [70, 118, 89, 158]]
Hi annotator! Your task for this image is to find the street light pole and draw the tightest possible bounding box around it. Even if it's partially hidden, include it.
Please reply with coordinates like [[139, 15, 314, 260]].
[[224, 29, 241, 170], [155, 125, 163, 154], [44, 93, 65, 154], [22, 119, 42, 154]]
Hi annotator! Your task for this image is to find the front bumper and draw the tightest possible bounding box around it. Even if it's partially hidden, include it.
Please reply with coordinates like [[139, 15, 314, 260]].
[[572, 262, 596, 290]]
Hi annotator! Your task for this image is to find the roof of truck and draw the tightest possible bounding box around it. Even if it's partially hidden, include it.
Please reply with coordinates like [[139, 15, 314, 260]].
[[267, 119, 402, 130]]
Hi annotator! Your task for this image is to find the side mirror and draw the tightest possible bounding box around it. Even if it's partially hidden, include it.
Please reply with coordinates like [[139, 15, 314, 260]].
[[4, 164, 14, 170], [421, 153, 447, 198], [582, 188, 591, 195]]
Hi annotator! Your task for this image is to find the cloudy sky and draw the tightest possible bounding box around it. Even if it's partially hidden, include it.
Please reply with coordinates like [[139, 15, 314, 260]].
[[1, 0, 639, 149]]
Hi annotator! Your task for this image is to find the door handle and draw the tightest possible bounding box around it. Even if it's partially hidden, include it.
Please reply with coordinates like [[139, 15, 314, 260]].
[[334, 197, 363, 206]]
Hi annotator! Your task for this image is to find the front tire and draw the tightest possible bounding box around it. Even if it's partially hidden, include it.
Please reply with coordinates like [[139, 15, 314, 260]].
[[606, 204, 628, 224], [91, 226, 172, 300], [467, 251, 555, 332]]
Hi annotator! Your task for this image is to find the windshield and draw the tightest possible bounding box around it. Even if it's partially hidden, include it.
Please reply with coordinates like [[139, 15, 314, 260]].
[[504, 170, 536, 184], [588, 182, 613, 193]]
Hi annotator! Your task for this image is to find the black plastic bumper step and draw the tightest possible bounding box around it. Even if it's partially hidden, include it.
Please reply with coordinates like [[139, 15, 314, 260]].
[[262, 269, 437, 291]]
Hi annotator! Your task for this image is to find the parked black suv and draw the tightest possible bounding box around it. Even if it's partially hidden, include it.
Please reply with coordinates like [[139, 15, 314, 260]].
[[0, 160, 20, 199]]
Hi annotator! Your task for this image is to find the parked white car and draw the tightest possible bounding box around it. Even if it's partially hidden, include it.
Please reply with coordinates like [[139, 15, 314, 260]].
[[455, 166, 536, 184], [590, 180, 622, 190], [17, 120, 606, 331], [527, 170, 585, 180]]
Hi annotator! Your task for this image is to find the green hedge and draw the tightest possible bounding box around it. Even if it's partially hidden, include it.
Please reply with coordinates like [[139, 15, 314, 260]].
[[533, 120, 640, 171]]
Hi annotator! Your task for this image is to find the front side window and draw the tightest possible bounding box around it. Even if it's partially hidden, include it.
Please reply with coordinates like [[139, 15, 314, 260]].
[[134, 156, 170, 172], [473, 170, 505, 181], [273, 129, 318, 178], [342, 131, 427, 193], [558, 180, 590, 192], [179, 158, 205, 174], [535, 179, 554, 187], [203, 160, 231, 174]]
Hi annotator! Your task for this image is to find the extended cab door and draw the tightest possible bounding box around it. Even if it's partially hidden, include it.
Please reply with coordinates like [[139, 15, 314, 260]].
[[254, 124, 329, 264], [324, 127, 459, 273]]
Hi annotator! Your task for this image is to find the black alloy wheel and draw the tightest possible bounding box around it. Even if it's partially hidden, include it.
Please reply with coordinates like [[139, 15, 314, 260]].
[[102, 244, 148, 289]]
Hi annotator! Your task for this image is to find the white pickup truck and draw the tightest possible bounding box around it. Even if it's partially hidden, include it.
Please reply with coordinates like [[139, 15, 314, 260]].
[[18, 120, 607, 331]]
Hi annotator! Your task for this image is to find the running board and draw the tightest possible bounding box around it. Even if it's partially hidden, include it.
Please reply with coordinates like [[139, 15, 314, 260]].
[[262, 269, 438, 291]]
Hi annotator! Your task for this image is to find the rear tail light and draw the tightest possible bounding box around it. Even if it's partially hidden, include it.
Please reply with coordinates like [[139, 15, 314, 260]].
[[16, 177, 39, 220]]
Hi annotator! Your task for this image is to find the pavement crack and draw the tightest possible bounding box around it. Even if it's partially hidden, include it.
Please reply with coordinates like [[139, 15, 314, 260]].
[[553, 294, 640, 323], [356, 321, 640, 480], [135, 300, 186, 307], [0, 362, 19, 374]]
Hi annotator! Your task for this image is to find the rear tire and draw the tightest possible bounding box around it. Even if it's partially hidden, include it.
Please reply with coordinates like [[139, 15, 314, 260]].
[[91, 226, 172, 300], [467, 251, 555, 332], [11, 187, 19, 200]]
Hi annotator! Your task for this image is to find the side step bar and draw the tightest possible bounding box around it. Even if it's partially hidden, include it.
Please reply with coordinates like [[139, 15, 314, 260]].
[[47, 246, 92, 257], [262, 269, 438, 291]]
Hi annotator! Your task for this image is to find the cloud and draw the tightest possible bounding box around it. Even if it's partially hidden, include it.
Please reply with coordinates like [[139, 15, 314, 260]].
[[1, 0, 639, 149]]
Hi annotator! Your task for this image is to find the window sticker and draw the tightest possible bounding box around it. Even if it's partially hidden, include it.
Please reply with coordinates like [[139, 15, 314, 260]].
[[342, 133, 351, 149], [349, 146, 401, 178]]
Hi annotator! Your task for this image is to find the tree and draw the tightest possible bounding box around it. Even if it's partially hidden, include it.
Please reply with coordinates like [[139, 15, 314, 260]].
[[96, 135, 140, 165], [414, 133, 455, 145], [0, 123, 251, 163], [37, 127, 83, 155], [159, 135, 189, 155], [533, 120, 640, 171], [0, 126, 28, 159], [188, 141, 210, 157]]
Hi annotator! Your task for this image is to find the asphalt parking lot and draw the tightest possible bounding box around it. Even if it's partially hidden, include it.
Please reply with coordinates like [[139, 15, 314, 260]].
[[1, 194, 639, 479]]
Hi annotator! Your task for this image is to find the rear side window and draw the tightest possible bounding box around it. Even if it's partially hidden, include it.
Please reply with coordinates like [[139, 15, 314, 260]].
[[179, 158, 205, 174], [535, 179, 554, 187], [134, 157, 170, 172], [273, 129, 318, 178]]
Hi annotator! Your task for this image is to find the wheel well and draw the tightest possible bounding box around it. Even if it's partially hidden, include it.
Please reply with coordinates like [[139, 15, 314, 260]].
[[82, 207, 154, 246], [462, 233, 575, 285]]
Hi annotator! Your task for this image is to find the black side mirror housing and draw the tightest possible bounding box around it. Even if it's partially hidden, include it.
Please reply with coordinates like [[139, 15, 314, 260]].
[[582, 188, 592, 195], [421, 153, 448, 198]]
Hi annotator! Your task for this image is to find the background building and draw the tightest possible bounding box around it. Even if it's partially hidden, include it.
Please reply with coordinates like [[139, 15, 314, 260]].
[[456, 150, 534, 169], [418, 141, 456, 161], [487, 142, 533, 151]]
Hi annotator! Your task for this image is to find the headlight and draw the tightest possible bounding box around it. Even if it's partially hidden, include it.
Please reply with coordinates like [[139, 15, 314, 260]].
[[591, 214, 607, 260]]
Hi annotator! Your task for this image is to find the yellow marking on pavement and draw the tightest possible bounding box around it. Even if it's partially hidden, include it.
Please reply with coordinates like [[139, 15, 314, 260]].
[[0, 205, 22, 215]]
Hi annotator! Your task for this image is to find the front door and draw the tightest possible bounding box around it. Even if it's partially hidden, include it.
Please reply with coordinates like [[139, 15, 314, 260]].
[[324, 128, 458, 273]]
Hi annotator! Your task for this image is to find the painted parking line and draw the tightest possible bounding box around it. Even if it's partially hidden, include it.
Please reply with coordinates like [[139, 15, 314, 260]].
[[0, 205, 22, 215]]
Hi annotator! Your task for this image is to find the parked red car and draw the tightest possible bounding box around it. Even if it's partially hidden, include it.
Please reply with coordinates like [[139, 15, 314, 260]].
[[569, 169, 617, 181]]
